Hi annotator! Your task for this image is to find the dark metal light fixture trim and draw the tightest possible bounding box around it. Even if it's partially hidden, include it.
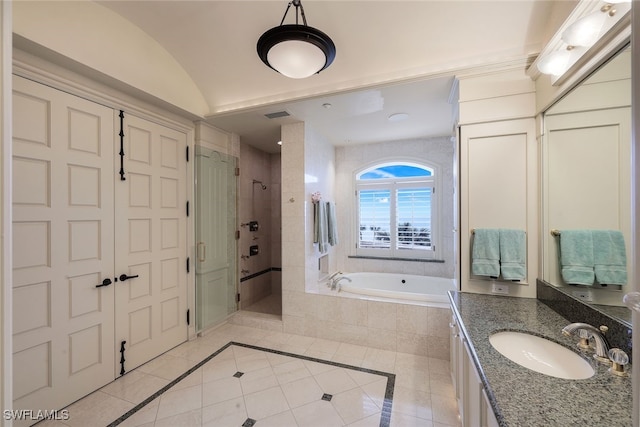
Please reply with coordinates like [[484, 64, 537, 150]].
[[257, 0, 336, 78]]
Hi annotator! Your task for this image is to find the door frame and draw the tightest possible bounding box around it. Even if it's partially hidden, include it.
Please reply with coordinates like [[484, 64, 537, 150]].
[[1, 1, 13, 415]]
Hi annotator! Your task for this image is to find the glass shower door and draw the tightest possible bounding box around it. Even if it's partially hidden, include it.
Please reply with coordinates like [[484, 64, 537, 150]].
[[195, 146, 238, 331]]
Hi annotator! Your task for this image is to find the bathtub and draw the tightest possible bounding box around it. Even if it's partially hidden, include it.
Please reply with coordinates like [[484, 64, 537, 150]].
[[338, 272, 455, 307]]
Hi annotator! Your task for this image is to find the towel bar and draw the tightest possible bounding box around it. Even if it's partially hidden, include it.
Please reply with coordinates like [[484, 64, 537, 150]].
[[471, 228, 526, 235], [550, 229, 561, 236]]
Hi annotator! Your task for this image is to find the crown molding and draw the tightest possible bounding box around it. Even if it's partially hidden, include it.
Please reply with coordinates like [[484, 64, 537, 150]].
[[12, 38, 201, 132]]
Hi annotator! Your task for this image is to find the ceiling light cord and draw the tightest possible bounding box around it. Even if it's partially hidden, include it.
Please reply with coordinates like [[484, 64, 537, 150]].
[[280, 0, 308, 27]]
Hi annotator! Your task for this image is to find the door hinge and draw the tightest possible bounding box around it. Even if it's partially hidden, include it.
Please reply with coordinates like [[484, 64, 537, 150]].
[[118, 110, 126, 181], [186, 201, 190, 217], [235, 230, 240, 240], [235, 167, 240, 176], [186, 146, 189, 162], [186, 257, 190, 273], [237, 293, 241, 303], [186, 309, 190, 326], [119, 340, 127, 376]]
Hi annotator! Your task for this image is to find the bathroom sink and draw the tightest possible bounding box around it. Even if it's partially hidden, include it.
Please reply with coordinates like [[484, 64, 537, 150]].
[[489, 331, 595, 379]]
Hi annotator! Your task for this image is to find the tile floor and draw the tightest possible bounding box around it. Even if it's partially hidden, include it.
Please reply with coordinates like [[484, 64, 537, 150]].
[[38, 321, 461, 427], [243, 294, 282, 316]]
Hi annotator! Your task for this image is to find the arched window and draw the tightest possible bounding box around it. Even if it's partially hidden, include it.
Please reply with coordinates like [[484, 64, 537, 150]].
[[355, 161, 438, 259]]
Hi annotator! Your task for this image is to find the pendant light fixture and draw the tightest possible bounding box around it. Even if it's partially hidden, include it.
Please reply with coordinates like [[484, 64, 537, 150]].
[[257, 0, 336, 79]]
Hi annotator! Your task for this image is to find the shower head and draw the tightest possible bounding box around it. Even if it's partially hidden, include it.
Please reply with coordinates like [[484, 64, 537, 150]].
[[252, 179, 267, 190]]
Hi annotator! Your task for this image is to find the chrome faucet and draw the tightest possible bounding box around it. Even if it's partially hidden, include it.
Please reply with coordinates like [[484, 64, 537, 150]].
[[333, 276, 351, 291], [327, 271, 342, 289], [562, 322, 610, 363], [328, 271, 342, 280]]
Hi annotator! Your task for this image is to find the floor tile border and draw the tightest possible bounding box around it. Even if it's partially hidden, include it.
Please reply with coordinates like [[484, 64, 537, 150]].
[[106, 341, 395, 427]]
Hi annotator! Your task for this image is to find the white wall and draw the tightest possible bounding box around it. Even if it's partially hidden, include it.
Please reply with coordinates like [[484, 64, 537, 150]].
[[13, 0, 208, 117], [303, 125, 337, 287], [335, 137, 456, 278], [194, 121, 237, 158]]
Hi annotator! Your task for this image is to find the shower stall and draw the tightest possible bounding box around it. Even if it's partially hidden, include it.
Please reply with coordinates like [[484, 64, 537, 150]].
[[194, 146, 238, 331], [238, 144, 282, 316]]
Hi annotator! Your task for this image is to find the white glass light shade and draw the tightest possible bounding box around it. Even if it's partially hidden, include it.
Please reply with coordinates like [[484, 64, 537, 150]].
[[537, 49, 572, 76], [267, 40, 327, 79], [561, 10, 607, 47]]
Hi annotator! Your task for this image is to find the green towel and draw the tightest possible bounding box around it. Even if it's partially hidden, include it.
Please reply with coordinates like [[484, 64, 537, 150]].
[[472, 229, 500, 278], [313, 201, 328, 253], [592, 230, 627, 285], [560, 230, 595, 285], [499, 229, 526, 281]]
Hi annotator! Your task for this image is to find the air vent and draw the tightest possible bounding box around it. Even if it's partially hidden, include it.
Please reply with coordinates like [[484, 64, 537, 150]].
[[264, 111, 290, 119]]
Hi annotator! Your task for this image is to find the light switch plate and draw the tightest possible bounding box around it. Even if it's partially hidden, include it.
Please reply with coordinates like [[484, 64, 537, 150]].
[[491, 283, 509, 295]]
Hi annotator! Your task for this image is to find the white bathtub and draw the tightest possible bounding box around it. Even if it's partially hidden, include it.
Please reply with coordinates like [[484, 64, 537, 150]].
[[338, 272, 455, 306]]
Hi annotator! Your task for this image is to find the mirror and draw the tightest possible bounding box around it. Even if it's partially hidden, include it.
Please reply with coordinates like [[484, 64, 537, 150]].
[[541, 44, 632, 326]]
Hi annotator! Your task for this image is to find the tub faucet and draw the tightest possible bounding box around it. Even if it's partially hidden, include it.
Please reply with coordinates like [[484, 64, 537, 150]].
[[327, 271, 342, 289], [562, 322, 610, 363], [328, 271, 342, 281], [333, 276, 352, 291]]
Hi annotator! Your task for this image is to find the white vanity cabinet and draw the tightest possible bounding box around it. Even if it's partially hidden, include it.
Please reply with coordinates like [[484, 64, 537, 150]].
[[450, 314, 500, 427]]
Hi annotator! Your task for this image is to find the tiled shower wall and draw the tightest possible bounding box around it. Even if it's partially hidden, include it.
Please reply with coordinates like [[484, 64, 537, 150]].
[[239, 143, 282, 309], [280, 122, 451, 359], [270, 153, 282, 296]]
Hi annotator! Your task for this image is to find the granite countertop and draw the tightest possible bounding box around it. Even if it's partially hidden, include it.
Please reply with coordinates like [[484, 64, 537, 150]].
[[449, 291, 632, 427]]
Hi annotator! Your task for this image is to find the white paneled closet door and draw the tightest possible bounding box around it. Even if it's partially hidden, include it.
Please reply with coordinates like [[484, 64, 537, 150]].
[[114, 114, 188, 373], [11, 76, 189, 416], [12, 76, 116, 414]]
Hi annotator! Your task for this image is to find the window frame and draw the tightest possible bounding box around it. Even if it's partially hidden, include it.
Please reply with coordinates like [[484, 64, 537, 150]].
[[354, 161, 440, 260]]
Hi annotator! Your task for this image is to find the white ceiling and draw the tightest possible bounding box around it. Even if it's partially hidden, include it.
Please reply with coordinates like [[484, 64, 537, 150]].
[[98, 1, 576, 153]]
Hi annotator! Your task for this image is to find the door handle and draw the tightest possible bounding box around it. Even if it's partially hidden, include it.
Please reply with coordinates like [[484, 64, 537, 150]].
[[118, 274, 139, 282], [96, 278, 112, 288]]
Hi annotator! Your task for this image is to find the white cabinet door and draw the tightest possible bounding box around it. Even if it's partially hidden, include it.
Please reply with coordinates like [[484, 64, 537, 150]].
[[450, 315, 462, 402], [12, 76, 116, 415], [482, 389, 500, 427], [463, 341, 483, 427], [459, 118, 537, 297], [114, 114, 188, 373]]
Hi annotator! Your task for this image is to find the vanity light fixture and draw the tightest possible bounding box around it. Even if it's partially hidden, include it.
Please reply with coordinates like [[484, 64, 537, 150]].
[[561, 4, 617, 47], [257, 0, 336, 79], [535, 0, 631, 77], [537, 46, 578, 76]]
